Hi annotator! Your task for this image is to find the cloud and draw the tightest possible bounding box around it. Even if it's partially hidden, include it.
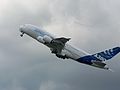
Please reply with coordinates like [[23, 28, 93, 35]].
[[39, 81, 70, 90], [39, 81, 56, 90], [0, 0, 120, 90]]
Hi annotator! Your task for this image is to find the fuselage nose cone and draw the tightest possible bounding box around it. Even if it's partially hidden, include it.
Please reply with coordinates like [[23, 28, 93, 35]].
[[19, 25, 24, 32]]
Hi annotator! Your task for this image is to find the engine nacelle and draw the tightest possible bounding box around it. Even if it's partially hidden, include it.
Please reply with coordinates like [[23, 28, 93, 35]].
[[37, 36, 45, 43], [43, 35, 52, 43], [60, 49, 74, 59]]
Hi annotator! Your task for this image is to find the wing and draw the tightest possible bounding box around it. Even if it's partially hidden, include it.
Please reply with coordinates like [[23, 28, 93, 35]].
[[50, 37, 71, 54], [54, 37, 71, 44]]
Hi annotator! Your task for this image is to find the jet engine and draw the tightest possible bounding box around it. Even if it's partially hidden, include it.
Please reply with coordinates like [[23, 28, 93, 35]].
[[55, 50, 71, 59], [37, 36, 45, 43], [43, 35, 52, 43], [37, 35, 52, 43]]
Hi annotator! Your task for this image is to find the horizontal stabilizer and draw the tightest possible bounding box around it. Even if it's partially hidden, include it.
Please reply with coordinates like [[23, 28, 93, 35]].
[[92, 61, 109, 70], [92, 61, 106, 67]]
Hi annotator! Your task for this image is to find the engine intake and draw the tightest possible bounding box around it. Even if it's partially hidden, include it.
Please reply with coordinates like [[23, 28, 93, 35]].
[[43, 35, 52, 43], [37, 36, 45, 43], [56, 54, 69, 59]]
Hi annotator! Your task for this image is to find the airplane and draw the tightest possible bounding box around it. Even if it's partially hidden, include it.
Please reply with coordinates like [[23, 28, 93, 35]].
[[19, 24, 120, 70]]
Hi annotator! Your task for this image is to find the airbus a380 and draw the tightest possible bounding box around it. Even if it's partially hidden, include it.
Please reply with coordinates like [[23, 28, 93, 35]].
[[19, 24, 120, 70]]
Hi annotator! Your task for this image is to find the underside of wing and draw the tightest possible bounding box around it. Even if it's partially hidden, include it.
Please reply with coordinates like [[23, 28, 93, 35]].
[[50, 37, 71, 54]]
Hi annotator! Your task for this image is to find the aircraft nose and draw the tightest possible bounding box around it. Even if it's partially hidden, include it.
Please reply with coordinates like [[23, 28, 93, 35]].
[[19, 25, 24, 32]]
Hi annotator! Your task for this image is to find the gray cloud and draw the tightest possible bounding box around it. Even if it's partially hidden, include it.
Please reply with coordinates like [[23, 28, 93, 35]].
[[0, 0, 120, 90]]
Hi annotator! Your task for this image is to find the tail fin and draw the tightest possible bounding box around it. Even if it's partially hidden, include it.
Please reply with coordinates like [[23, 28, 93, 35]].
[[76, 47, 120, 65], [93, 47, 120, 61]]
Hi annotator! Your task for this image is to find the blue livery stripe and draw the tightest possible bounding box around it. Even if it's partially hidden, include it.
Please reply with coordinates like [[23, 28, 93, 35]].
[[76, 55, 95, 65]]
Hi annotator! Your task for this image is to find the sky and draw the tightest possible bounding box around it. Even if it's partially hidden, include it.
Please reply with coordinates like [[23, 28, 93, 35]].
[[0, 0, 120, 90]]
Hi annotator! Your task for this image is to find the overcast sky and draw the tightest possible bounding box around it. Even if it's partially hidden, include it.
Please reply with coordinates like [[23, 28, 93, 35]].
[[0, 0, 120, 90]]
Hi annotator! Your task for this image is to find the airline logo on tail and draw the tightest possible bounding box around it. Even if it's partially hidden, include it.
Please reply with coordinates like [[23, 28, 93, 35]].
[[77, 47, 120, 65], [93, 47, 120, 61]]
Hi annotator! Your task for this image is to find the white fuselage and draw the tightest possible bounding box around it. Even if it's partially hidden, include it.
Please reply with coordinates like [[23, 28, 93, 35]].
[[19, 24, 89, 60], [19, 24, 113, 70]]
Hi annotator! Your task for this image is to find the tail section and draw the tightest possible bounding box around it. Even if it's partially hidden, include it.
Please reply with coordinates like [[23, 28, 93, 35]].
[[76, 47, 120, 70], [93, 47, 120, 61], [77, 47, 120, 65]]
